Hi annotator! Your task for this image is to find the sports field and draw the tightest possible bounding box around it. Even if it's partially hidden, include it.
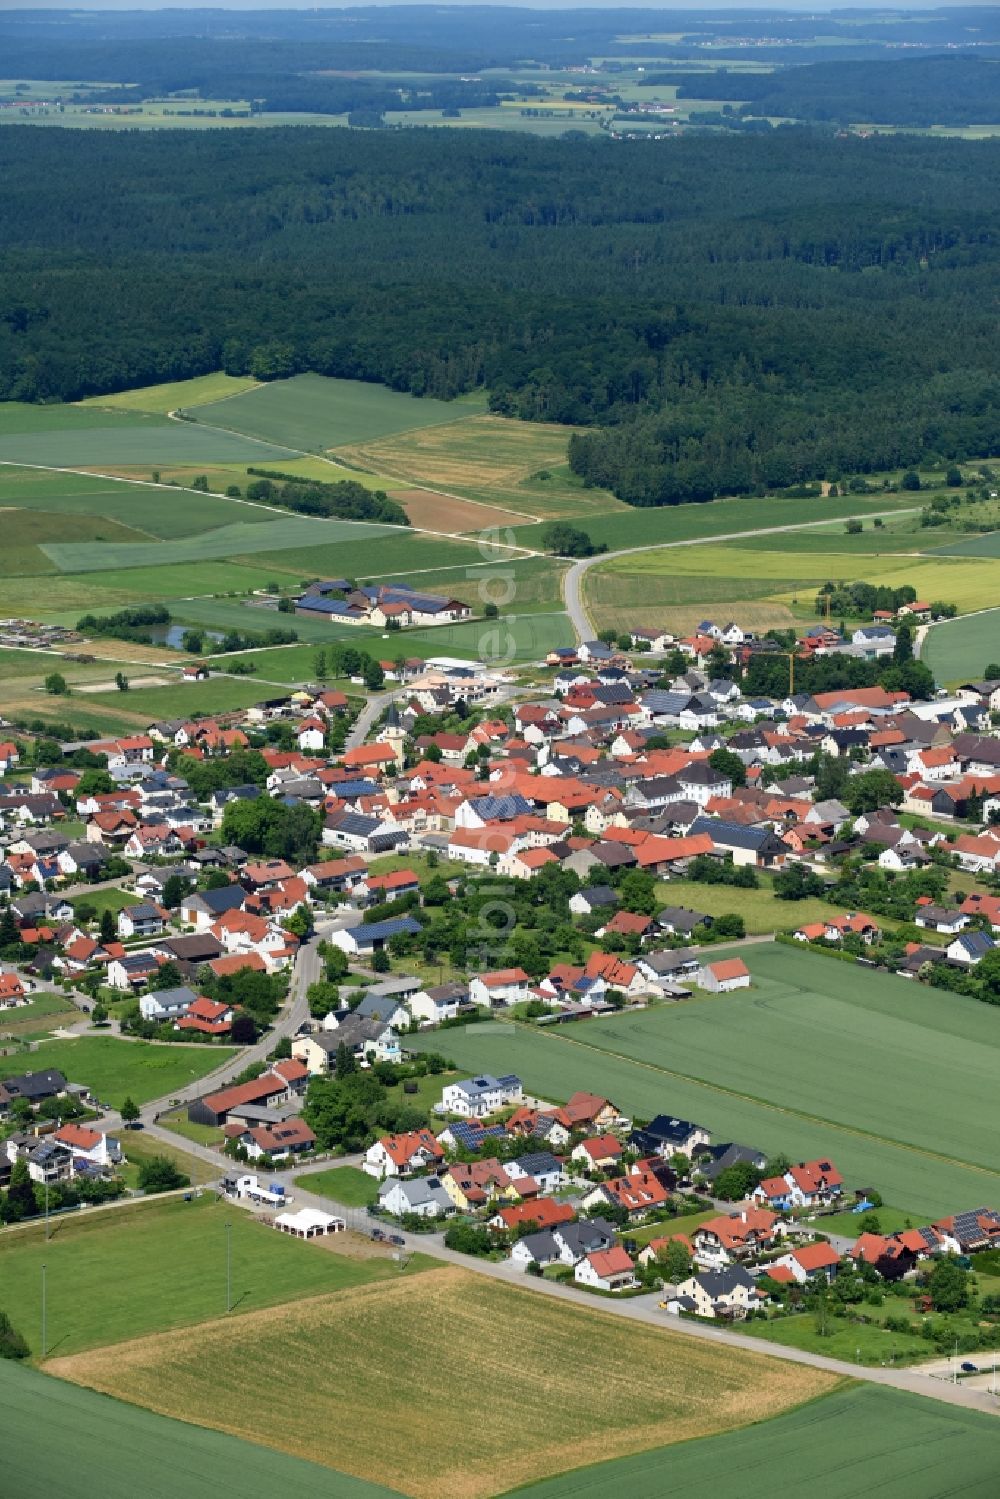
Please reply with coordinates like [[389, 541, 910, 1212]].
[[0, 1036, 233, 1110], [507, 1384, 1000, 1499], [922, 609, 1000, 686], [414, 945, 1000, 1217], [48, 1266, 835, 1499], [0, 1194, 426, 1359], [188, 374, 487, 452]]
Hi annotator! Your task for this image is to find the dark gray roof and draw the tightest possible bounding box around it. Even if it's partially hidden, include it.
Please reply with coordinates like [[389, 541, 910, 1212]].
[[578, 886, 619, 908], [351, 916, 422, 943], [690, 816, 782, 852], [184, 885, 245, 915], [0, 1068, 67, 1101], [694, 1266, 757, 1296], [513, 1151, 561, 1176]]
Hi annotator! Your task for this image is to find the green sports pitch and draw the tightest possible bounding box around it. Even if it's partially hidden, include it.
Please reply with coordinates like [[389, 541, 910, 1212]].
[[415, 944, 1000, 1217]]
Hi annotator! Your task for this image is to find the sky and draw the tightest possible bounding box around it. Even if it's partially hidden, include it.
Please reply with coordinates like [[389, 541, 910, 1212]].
[[2, 0, 991, 10]]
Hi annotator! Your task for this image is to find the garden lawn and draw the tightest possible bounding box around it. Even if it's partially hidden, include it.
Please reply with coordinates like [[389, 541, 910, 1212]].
[[188, 374, 485, 452], [296, 1164, 379, 1208], [0, 1036, 234, 1109], [412, 941, 1000, 1217], [505, 1384, 1000, 1499], [47, 1266, 836, 1499], [0, 1361, 398, 1499], [69, 888, 135, 918], [0, 1194, 424, 1358], [0, 991, 79, 1037]]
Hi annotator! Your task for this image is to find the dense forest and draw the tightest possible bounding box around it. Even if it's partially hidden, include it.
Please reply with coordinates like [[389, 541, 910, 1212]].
[[4, 126, 1000, 506], [664, 55, 1000, 127]]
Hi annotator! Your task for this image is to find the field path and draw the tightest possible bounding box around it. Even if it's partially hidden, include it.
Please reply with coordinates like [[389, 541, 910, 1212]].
[[561, 506, 921, 641]]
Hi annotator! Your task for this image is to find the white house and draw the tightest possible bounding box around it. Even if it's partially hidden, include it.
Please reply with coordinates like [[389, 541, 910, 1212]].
[[139, 985, 198, 1024], [118, 902, 167, 940], [672, 1267, 758, 1319], [363, 1128, 444, 1180], [439, 1073, 523, 1119], [378, 1175, 453, 1219], [409, 982, 466, 1026], [697, 958, 750, 993], [52, 1123, 121, 1169], [574, 1247, 637, 1292], [468, 968, 532, 1008]]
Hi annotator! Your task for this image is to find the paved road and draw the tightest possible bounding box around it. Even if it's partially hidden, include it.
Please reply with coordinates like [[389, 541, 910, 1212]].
[[346, 690, 395, 751], [142, 1135, 998, 1418], [561, 506, 921, 644]]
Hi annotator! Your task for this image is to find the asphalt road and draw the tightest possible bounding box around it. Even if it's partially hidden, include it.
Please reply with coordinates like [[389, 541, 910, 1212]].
[[560, 505, 921, 644]]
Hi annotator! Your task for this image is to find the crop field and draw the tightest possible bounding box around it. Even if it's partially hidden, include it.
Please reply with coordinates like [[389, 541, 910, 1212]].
[[48, 1266, 835, 1499], [79, 372, 260, 415], [933, 532, 1000, 558], [508, 1385, 1000, 1499], [389, 487, 529, 535], [585, 539, 1000, 633], [337, 415, 618, 519], [187, 375, 487, 453], [415, 946, 1000, 1217], [0, 422, 294, 469], [395, 610, 575, 662], [0, 1036, 234, 1109], [79, 675, 269, 723], [41, 514, 396, 573], [922, 610, 1000, 685], [0, 463, 271, 538], [0, 1194, 425, 1358], [237, 529, 511, 583], [511, 491, 921, 552], [0, 508, 152, 576], [0, 1363, 397, 1499]]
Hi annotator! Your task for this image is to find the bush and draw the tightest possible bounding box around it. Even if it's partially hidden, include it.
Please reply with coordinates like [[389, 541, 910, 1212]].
[[138, 1156, 191, 1194], [0, 1310, 28, 1360]]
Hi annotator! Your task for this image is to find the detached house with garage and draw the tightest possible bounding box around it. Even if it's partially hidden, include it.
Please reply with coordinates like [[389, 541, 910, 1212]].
[[574, 1246, 638, 1292], [439, 1073, 523, 1119], [363, 1128, 445, 1180], [753, 1158, 843, 1211]]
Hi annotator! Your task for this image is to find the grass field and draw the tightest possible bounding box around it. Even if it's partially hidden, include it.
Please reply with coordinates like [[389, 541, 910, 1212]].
[[0, 508, 151, 576], [120, 1125, 219, 1189], [414, 945, 1000, 1217], [80, 373, 260, 415], [654, 879, 917, 940], [922, 610, 1000, 686], [0, 1194, 425, 1358], [506, 1384, 1000, 1499], [188, 375, 486, 453], [236, 529, 513, 583], [296, 1164, 380, 1207], [0, 1362, 399, 1499], [48, 1266, 835, 1499], [0, 1036, 233, 1109], [0, 422, 294, 468], [0, 991, 80, 1038]]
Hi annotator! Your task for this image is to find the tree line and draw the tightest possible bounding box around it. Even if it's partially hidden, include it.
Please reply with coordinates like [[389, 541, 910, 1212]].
[[4, 129, 1000, 506]]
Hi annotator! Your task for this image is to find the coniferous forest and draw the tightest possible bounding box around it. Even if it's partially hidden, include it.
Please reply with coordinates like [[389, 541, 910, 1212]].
[[3, 126, 1000, 506]]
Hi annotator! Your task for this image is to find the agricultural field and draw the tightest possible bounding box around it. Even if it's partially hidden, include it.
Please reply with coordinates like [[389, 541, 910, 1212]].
[[922, 610, 1000, 687], [584, 536, 1000, 634], [336, 415, 620, 520], [414, 945, 1000, 1217], [80, 372, 259, 415], [0, 1036, 234, 1110], [76, 675, 269, 726], [187, 374, 487, 453], [0, 463, 267, 538], [235, 529, 516, 583], [42, 513, 396, 574], [0, 401, 294, 467], [0, 1361, 394, 1499], [0, 1194, 425, 1358], [508, 1385, 1000, 1499], [48, 1266, 835, 1499]]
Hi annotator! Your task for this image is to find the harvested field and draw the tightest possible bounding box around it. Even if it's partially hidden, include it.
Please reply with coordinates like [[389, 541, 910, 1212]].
[[389, 487, 526, 535], [48, 1267, 835, 1499], [338, 415, 611, 518]]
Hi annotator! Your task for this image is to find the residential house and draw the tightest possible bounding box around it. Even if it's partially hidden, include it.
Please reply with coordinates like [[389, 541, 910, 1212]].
[[363, 1128, 445, 1180], [439, 1073, 523, 1118], [378, 1174, 454, 1219], [697, 957, 750, 993], [468, 968, 532, 1008], [574, 1246, 638, 1292], [671, 1266, 759, 1319], [772, 1242, 841, 1284]]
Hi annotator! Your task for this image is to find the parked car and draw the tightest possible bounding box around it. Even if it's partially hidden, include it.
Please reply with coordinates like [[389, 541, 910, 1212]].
[[389, 1233, 405, 1246], [370, 1228, 386, 1242], [961, 1361, 979, 1373]]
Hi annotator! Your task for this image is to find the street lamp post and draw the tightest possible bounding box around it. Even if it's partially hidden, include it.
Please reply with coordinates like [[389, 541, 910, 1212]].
[[41, 1263, 46, 1359], [226, 1221, 232, 1313]]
